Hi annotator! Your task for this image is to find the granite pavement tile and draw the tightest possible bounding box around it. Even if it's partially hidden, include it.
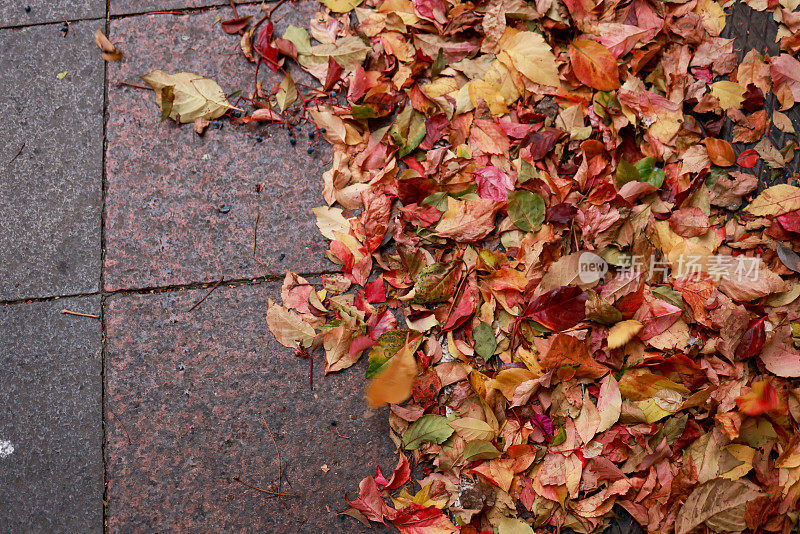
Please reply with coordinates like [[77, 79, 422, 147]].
[[0, 297, 103, 533], [0, 21, 104, 301], [105, 282, 395, 532], [104, 2, 332, 292]]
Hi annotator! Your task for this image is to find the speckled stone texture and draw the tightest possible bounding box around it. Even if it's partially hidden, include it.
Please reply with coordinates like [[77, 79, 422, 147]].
[[111, 0, 231, 15], [0, 21, 104, 301], [104, 3, 332, 291], [105, 282, 395, 532], [0, 1, 104, 27], [0, 297, 102, 532]]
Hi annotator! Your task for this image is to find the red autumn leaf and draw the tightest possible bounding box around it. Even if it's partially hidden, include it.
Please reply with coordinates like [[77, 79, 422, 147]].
[[255, 21, 279, 71], [365, 278, 386, 303], [734, 316, 766, 360], [569, 39, 620, 91], [411, 367, 441, 407], [737, 148, 758, 168], [221, 16, 252, 34], [524, 127, 563, 160], [473, 166, 512, 201], [374, 454, 411, 490], [392, 504, 456, 532], [346, 476, 396, 524], [777, 209, 800, 232], [324, 56, 344, 92], [441, 272, 477, 332], [522, 286, 587, 331], [735, 380, 782, 416], [704, 138, 736, 167]]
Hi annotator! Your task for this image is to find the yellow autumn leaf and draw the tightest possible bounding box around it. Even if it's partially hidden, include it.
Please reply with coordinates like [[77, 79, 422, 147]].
[[607, 320, 644, 349], [322, 0, 363, 13], [721, 444, 755, 481], [694, 0, 726, 36], [746, 184, 800, 216], [498, 30, 560, 87], [366, 339, 417, 408], [710, 81, 745, 111]]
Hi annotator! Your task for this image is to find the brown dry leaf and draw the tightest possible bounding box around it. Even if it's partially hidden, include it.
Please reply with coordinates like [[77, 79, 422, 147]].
[[94, 28, 122, 61], [675, 478, 761, 534]]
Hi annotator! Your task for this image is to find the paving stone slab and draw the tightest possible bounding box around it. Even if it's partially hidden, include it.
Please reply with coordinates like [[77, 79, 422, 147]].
[[0, 1, 104, 28], [0, 21, 104, 301], [104, 3, 332, 292], [0, 297, 103, 533], [105, 282, 395, 532], [111, 0, 234, 15]]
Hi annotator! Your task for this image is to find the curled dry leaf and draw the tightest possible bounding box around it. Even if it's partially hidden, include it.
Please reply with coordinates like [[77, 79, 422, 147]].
[[141, 70, 235, 123], [94, 28, 122, 61]]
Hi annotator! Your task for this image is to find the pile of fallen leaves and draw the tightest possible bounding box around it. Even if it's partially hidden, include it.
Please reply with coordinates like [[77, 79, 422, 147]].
[[137, 0, 800, 530]]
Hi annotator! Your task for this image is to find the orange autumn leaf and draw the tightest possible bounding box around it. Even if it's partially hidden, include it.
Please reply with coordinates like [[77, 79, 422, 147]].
[[703, 138, 735, 166], [366, 339, 418, 408], [568, 40, 620, 91], [735, 380, 786, 416]]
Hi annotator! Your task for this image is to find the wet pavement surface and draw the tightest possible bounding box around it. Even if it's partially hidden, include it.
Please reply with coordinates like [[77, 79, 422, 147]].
[[0, 1, 788, 532]]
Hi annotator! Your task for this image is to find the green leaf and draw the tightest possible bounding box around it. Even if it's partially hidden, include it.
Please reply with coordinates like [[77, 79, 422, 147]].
[[507, 190, 545, 232], [367, 329, 422, 379], [652, 286, 685, 311], [412, 263, 460, 304], [390, 105, 426, 157], [551, 425, 566, 446], [635, 157, 665, 189], [615, 158, 639, 186], [473, 321, 496, 360], [421, 192, 449, 210], [282, 25, 311, 56], [463, 440, 501, 461], [350, 104, 379, 120], [402, 415, 454, 450], [432, 48, 445, 77], [517, 158, 537, 184]]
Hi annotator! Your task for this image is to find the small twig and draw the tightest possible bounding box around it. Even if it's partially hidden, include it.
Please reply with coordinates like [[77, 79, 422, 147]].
[[229, 0, 239, 18], [8, 143, 24, 164], [328, 426, 351, 440], [110, 407, 132, 445], [117, 81, 153, 90], [61, 309, 100, 319], [186, 276, 224, 312], [259, 412, 283, 491], [232, 476, 298, 497]]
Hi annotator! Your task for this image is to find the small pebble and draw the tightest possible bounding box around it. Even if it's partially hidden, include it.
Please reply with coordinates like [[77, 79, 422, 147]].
[[307, 146, 315, 154], [255, 136, 263, 143], [24, 5, 31, 12], [319, 127, 326, 133], [177, 363, 185, 371], [330, 420, 337, 426], [278, 252, 286, 261], [289, 136, 296, 146], [308, 130, 315, 139], [218, 204, 231, 214]]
